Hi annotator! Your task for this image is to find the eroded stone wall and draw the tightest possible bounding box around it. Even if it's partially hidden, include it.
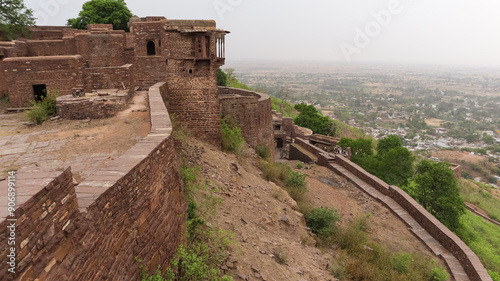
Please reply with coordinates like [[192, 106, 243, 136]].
[[0, 83, 186, 280], [1, 55, 84, 107], [219, 87, 275, 156]]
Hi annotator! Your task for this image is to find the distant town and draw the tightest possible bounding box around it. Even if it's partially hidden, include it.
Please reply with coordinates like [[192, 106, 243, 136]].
[[229, 61, 500, 187]]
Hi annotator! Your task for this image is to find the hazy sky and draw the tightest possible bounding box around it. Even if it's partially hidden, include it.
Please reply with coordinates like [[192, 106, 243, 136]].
[[24, 0, 500, 67]]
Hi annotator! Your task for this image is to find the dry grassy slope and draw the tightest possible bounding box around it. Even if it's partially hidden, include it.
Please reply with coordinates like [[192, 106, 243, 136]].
[[183, 139, 447, 281]]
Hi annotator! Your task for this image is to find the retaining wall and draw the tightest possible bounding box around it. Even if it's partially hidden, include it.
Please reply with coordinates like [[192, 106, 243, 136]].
[[320, 153, 492, 281], [0, 82, 186, 280], [219, 87, 275, 156]]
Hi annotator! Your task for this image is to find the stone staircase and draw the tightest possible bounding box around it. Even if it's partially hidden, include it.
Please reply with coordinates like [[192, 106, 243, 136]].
[[331, 163, 470, 281]]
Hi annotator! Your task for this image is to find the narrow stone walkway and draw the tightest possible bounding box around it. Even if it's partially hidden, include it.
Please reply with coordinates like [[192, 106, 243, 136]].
[[331, 163, 470, 281]]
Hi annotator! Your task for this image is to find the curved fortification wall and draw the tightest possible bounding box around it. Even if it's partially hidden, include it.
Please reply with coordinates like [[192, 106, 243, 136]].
[[329, 154, 492, 281], [0, 82, 186, 281], [219, 87, 275, 156]]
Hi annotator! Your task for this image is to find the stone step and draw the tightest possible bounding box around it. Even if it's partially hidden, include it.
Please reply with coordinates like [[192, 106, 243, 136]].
[[329, 163, 471, 281]]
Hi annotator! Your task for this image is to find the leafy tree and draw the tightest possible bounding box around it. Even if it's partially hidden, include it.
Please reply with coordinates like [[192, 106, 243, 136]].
[[483, 135, 495, 145], [217, 68, 227, 86], [411, 160, 466, 231], [0, 0, 35, 40], [337, 137, 373, 162], [67, 0, 132, 31], [465, 133, 480, 143], [376, 147, 414, 186], [376, 134, 402, 157], [294, 103, 336, 136]]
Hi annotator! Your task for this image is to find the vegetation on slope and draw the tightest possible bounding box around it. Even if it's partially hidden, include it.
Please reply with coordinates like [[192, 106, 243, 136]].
[[138, 128, 234, 281], [459, 180, 500, 222], [458, 211, 500, 279]]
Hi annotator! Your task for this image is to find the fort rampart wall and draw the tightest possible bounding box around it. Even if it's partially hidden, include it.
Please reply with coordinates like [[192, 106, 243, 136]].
[[218, 87, 275, 156], [0, 82, 186, 280]]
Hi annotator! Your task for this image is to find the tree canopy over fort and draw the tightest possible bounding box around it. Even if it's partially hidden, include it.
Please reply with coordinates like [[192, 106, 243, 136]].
[[67, 0, 132, 31], [0, 0, 35, 40]]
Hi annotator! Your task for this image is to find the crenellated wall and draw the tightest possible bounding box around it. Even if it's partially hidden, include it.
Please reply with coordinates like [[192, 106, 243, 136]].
[[0, 83, 187, 280], [219, 87, 275, 156]]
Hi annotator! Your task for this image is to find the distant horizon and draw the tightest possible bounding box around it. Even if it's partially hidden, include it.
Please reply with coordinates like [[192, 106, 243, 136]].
[[25, 0, 500, 69], [225, 59, 500, 72]]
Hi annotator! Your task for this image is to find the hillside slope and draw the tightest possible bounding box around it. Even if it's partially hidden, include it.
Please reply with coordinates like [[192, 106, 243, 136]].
[[181, 139, 447, 280]]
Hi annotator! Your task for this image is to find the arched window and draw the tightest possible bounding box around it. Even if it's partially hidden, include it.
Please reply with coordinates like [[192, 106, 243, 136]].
[[147, 41, 155, 56]]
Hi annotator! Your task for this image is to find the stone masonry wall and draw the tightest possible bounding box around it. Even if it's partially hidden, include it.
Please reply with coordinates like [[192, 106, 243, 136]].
[[164, 76, 221, 146], [324, 154, 491, 281], [83, 64, 133, 91], [27, 38, 77, 57], [0, 168, 82, 281], [0, 83, 187, 280], [1, 55, 84, 107], [219, 87, 275, 156], [56, 89, 132, 120]]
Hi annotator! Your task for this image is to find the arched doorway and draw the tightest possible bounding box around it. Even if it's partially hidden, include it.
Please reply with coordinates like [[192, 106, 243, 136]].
[[147, 41, 155, 56]]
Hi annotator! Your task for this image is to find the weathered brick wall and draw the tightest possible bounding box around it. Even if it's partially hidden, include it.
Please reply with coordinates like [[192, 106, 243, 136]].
[[56, 89, 132, 120], [1, 55, 84, 107], [451, 164, 462, 179], [328, 155, 492, 281], [28, 26, 67, 40], [26, 38, 77, 56], [289, 143, 315, 163], [0, 83, 187, 281], [0, 168, 83, 281], [83, 64, 133, 91], [219, 87, 275, 156], [164, 75, 221, 146], [293, 138, 326, 159], [87, 34, 126, 68]]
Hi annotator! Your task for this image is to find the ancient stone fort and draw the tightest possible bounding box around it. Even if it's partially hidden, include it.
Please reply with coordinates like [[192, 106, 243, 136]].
[[0, 17, 493, 280]]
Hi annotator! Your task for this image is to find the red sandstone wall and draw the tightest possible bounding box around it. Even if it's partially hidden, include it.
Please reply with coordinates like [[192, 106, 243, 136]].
[[27, 38, 77, 56], [0, 168, 83, 281], [83, 64, 133, 91], [0, 83, 186, 280], [164, 74, 221, 146], [293, 138, 327, 159], [219, 87, 275, 156], [2, 55, 84, 107]]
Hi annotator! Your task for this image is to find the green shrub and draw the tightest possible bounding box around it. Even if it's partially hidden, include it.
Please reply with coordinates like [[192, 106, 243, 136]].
[[431, 265, 449, 281], [296, 163, 303, 169], [335, 214, 369, 253], [285, 171, 306, 189], [256, 144, 271, 159], [305, 207, 340, 237], [489, 270, 500, 281], [221, 116, 245, 155], [24, 91, 58, 124], [392, 253, 413, 274], [25, 106, 48, 125], [258, 159, 289, 183]]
